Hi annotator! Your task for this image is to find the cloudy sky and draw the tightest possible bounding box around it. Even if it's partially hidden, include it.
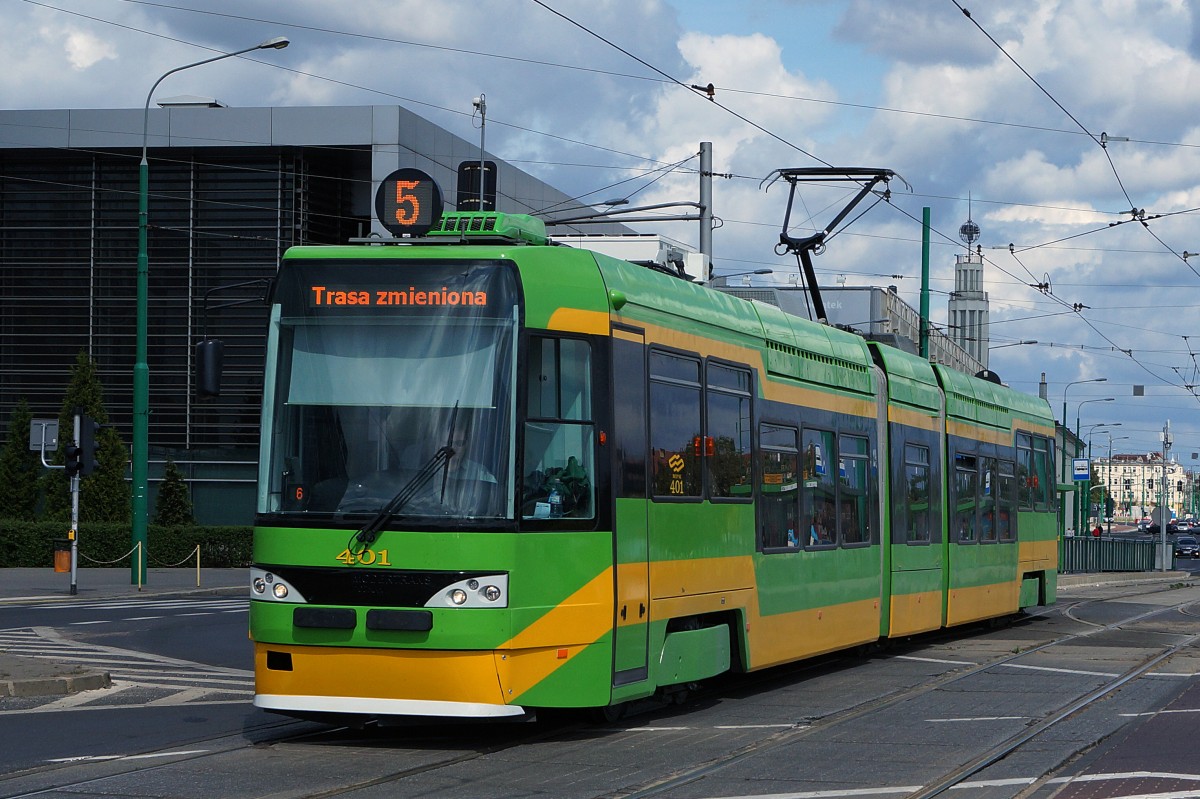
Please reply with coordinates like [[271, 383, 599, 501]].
[[5, 0, 1200, 460]]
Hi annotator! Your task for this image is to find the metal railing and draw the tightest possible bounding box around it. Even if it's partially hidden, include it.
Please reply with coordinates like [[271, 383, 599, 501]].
[[1059, 535, 1169, 573]]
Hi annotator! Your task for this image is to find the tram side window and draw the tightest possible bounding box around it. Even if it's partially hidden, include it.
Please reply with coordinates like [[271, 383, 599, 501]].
[[802, 428, 837, 546], [839, 435, 870, 545], [954, 453, 978, 542], [522, 337, 595, 520], [1017, 433, 1034, 510], [902, 443, 932, 543], [1033, 436, 1053, 510], [649, 351, 702, 499], [997, 460, 1017, 540], [707, 363, 753, 500], [759, 424, 799, 550], [980, 457, 998, 542]]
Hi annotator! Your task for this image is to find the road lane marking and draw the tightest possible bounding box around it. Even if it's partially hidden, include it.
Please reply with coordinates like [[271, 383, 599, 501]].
[[47, 750, 209, 763]]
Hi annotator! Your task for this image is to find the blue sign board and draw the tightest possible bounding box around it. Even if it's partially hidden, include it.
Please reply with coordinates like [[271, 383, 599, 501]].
[[1072, 458, 1090, 481]]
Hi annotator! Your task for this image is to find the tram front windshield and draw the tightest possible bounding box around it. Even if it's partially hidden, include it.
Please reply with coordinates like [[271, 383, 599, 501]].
[[259, 260, 518, 522]]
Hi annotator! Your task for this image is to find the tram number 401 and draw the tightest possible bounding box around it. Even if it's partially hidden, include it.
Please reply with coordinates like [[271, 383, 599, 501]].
[[334, 548, 392, 566]]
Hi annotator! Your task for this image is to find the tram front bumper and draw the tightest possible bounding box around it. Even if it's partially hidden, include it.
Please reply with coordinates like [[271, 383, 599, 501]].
[[253, 642, 529, 718]]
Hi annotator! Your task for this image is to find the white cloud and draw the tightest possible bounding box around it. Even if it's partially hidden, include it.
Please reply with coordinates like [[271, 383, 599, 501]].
[[59, 28, 118, 70], [2, 0, 1200, 449]]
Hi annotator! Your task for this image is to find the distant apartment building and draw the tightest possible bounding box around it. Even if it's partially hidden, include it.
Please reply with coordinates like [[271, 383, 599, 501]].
[[1092, 453, 1187, 517]]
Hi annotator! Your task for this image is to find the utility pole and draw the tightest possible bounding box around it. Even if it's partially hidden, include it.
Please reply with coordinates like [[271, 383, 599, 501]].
[[700, 141, 713, 276], [920, 207, 930, 359], [68, 413, 80, 595], [1161, 420, 1171, 571]]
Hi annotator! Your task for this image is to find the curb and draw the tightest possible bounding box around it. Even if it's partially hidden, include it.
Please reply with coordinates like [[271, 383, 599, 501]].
[[1058, 570, 1192, 589], [0, 584, 245, 605], [0, 670, 111, 698]]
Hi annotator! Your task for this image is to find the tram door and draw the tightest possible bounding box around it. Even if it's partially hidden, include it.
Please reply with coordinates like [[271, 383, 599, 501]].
[[611, 325, 650, 684]]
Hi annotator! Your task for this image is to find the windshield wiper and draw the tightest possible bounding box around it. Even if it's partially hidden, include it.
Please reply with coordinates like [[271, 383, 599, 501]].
[[350, 404, 459, 550]]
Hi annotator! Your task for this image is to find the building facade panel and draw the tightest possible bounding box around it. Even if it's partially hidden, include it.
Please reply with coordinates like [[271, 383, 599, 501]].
[[0, 105, 612, 524]]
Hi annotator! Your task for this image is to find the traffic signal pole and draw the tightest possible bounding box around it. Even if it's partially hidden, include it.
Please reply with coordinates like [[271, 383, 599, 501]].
[[69, 413, 80, 595]]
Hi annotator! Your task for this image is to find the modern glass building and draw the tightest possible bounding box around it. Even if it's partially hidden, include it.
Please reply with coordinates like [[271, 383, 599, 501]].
[[0, 104, 608, 523]]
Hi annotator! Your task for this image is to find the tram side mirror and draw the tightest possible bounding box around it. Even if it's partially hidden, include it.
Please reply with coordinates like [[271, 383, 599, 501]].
[[196, 339, 224, 399]]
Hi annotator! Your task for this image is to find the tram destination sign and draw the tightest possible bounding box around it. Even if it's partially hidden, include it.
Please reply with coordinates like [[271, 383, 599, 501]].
[[308, 284, 489, 308], [277, 262, 517, 320]]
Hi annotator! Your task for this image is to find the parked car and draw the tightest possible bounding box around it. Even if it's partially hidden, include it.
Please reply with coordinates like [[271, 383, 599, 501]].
[[1174, 535, 1199, 558]]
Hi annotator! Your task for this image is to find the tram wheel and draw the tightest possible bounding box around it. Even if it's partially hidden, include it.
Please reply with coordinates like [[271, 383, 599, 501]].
[[590, 702, 626, 724]]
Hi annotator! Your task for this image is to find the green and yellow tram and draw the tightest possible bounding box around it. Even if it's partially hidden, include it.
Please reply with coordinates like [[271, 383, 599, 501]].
[[233, 187, 1057, 722]]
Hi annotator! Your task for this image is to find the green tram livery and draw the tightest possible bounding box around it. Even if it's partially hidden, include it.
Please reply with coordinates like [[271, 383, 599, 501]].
[[237, 200, 1058, 722]]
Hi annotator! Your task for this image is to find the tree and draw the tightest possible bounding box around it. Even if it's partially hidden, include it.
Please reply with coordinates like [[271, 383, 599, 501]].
[[0, 398, 42, 519], [154, 460, 195, 526], [43, 350, 130, 523]]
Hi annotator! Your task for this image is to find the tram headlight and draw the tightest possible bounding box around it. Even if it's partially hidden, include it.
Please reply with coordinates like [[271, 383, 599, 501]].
[[426, 573, 509, 608], [249, 568, 306, 603]]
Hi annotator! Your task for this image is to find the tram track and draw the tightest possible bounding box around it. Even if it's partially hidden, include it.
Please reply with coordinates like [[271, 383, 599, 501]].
[[0, 698, 583, 799], [606, 587, 1200, 799], [3, 584, 1197, 799]]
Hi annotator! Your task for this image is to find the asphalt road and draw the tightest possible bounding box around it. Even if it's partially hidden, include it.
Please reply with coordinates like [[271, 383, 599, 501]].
[[1, 576, 1197, 798]]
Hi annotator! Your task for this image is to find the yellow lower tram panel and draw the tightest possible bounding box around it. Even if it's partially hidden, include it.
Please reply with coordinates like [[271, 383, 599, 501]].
[[254, 643, 530, 715], [253, 643, 573, 718]]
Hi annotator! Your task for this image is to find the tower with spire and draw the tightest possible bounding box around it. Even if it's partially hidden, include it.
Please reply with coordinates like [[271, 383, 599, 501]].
[[947, 200, 990, 367]]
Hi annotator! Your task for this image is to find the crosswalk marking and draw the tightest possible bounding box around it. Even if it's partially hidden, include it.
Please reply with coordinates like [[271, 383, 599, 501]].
[[0, 626, 253, 713], [18, 598, 248, 612]]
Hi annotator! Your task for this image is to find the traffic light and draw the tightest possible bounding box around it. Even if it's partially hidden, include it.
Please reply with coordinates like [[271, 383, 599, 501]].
[[64, 441, 82, 477], [77, 414, 100, 476]]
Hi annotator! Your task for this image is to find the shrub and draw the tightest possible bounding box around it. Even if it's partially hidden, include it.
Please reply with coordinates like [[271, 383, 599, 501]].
[[0, 521, 252, 568]]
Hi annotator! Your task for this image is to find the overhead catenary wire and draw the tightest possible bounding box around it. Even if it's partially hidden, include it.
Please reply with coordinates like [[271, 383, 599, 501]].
[[15, 0, 1200, 400]]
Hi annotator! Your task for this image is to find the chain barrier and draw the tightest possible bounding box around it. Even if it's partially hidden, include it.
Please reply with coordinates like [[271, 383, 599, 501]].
[[63, 542, 203, 589], [78, 543, 141, 566], [147, 544, 201, 568]]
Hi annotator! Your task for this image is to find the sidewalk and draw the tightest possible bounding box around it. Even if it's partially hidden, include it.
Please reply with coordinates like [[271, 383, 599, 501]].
[[0, 567, 245, 699], [0, 567, 245, 604]]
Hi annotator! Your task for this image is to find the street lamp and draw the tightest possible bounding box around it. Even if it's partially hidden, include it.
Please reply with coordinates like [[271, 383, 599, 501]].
[[1105, 434, 1129, 535], [1075, 398, 1114, 438], [134, 36, 290, 584], [710, 268, 773, 286], [1060, 377, 1106, 537], [1076, 397, 1114, 532]]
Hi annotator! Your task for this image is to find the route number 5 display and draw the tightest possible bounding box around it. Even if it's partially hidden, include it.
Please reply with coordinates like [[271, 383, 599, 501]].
[[374, 168, 444, 237]]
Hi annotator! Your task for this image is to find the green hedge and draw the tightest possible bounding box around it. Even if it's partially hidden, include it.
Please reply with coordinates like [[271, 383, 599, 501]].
[[0, 521, 252, 568]]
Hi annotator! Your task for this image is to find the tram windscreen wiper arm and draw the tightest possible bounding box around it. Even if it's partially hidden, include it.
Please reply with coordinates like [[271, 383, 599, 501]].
[[353, 445, 455, 547], [353, 403, 460, 548]]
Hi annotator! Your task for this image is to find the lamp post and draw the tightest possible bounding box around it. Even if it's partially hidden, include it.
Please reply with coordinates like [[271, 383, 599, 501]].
[[1105, 434, 1129, 535], [1060, 377, 1106, 538], [1085, 424, 1122, 530], [1075, 397, 1114, 532], [134, 36, 290, 585], [710, 268, 773, 286]]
